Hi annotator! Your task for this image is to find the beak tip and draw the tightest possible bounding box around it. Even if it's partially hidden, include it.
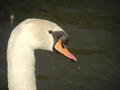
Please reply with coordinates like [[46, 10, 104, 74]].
[[72, 57, 77, 62], [69, 55, 77, 62]]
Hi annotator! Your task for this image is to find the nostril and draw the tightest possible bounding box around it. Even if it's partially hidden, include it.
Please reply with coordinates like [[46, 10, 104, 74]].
[[61, 42, 65, 48]]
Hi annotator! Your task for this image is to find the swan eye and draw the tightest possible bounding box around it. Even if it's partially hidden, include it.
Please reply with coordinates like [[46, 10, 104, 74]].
[[49, 30, 52, 34]]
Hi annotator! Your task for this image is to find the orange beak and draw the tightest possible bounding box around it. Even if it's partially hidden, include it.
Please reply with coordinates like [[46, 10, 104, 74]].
[[54, 39, 77, 62]]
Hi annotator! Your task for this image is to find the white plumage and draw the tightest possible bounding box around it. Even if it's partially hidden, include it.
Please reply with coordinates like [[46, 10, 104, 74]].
[[7, 19, 63, 90]]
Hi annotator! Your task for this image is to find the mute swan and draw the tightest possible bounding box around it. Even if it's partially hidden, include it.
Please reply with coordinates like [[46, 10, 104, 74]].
[[7, 18, 77, 90]]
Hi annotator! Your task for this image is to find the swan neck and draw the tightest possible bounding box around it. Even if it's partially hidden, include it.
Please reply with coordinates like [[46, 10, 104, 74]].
[[7, 44, 37, 90]]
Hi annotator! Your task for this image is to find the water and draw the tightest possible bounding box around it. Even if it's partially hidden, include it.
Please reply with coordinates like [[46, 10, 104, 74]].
[[0, 0, 120, 90]]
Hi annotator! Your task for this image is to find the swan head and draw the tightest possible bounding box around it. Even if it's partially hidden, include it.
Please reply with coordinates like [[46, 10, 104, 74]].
[[12, 19, 77, 61]]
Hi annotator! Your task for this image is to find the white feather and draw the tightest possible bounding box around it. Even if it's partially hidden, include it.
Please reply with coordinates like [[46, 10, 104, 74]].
[[7, 18, 63, 90]]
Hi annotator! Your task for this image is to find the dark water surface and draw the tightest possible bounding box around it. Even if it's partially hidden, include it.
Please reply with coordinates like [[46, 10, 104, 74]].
[[0, 0, 120, 90]]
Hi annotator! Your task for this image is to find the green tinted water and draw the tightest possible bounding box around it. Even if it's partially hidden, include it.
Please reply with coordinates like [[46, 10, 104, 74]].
[[0, 0, 120, 90]]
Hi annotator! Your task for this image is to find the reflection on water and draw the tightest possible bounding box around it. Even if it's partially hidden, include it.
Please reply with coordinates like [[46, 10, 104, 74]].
[[0, 0, 120, 90]]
